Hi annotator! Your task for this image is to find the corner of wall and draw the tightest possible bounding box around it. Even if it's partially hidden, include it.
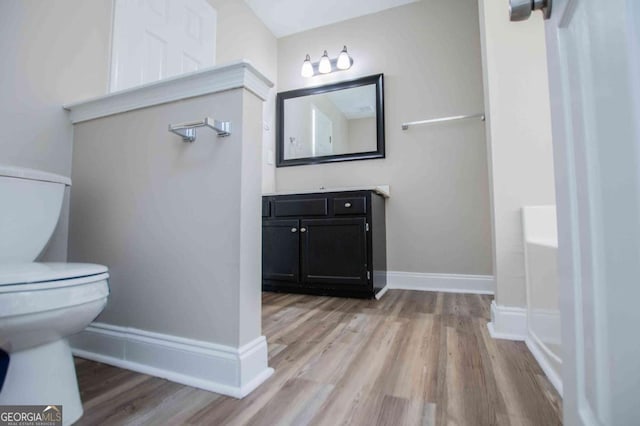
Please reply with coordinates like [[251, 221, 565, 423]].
[[487, 300, 527, 341]]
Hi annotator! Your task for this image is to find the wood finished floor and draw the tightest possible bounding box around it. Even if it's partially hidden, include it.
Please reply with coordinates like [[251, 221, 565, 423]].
[[74, 291, 562, 425]]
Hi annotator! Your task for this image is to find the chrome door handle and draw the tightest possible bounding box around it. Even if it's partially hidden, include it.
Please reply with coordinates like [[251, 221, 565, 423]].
[[300, 227, 307, 233], [291, 227, 297, 233], [509, 0, 551, 21], [344, 202, 352, 208]]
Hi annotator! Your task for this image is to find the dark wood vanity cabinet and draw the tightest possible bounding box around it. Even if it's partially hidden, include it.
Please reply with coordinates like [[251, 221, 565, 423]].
[[262, 190, 386, 299]]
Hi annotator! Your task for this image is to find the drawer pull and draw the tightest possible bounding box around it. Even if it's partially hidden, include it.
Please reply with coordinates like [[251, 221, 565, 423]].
[[291, 227, 297, 233], [300, 227, 307, 233], [333, 197, 366, 215]]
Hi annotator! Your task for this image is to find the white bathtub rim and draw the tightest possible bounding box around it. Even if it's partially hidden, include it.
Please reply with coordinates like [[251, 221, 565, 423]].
[[525, 335, 563, 397], [522, 205, 563, 396], [528, 326, 562, 365]]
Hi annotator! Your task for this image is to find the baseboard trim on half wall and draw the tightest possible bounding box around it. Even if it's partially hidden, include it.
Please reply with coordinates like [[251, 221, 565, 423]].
[[386, 271, 495, 294], [69, 322, 273, 399], [487, 301, 527, 341]]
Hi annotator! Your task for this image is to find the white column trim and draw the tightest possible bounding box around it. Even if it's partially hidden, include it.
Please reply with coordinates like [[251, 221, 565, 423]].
[[487, 300, 527, 340], [69, 322, 273, 399], [64, 60, 274, 124]]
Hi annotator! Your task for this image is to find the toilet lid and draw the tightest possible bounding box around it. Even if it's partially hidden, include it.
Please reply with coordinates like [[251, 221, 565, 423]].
[[0, 262, 108, 286]]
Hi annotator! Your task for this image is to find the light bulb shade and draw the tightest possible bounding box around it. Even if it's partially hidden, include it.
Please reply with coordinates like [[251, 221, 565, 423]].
[[301, 54, 314, 77], [336, 46, 352, 70], [318, 51, 332, 74]]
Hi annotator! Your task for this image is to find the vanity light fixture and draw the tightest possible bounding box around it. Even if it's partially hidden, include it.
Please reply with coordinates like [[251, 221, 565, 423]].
[[318, 51, 332, 74], [336, 46, 351, 70], [300, 46, 354, 77], [301, 54, 314, 78]]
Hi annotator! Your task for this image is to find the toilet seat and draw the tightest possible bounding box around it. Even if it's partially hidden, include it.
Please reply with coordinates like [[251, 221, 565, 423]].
[[0, 263, 109, 318], [0, 262, 108, 291]]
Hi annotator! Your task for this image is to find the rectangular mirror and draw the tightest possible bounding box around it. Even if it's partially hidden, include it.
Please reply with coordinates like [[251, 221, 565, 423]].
[[276, 74, 384, 167]]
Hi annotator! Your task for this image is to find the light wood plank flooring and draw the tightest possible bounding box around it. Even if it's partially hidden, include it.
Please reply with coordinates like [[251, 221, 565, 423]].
[[74, 290, 562, 425]]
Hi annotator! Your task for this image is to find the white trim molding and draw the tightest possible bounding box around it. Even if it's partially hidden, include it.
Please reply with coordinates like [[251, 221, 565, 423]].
[[387, 271, 495, 294], [487, 301, 527, 341], [487, 303, 563, 395], [69, 322, 273, 399], [64, 60, 274, 124], [525, 336, 563, 396], [374, 286, 389, 300]]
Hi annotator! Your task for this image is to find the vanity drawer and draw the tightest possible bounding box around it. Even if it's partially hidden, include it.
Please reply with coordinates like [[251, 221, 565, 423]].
[[333, 197, 367, 215], [274, 198, 328, 217]]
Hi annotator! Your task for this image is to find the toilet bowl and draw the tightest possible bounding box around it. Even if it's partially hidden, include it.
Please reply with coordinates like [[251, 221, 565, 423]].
[[0, 166, 109, 425]]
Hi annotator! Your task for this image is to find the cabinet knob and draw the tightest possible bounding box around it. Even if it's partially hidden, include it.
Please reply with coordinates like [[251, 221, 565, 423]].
[[291, 227, 297, 233], [344, 202, 352, 208], [300, 227, 307, 233]]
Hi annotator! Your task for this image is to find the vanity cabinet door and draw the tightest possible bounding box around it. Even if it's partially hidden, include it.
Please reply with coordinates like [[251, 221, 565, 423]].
[[300, 218, 368, 287], [262, 219, 300, 283]]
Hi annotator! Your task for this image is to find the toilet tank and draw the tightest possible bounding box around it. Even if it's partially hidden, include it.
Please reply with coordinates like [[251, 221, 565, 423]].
[[0, 166, 71, 263]]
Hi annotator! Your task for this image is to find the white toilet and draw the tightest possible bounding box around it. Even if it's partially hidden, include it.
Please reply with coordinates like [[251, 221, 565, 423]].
[[0, 165, 109, 425]]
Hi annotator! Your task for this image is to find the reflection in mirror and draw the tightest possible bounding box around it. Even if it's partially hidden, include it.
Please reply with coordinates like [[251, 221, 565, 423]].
[[284, 85, 377, 160], [276, 74, 384, 167]]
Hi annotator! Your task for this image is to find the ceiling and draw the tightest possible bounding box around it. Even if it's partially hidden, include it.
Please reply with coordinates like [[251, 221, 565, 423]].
[[326, 86, 377, 120], [244, 0, 420, 38]]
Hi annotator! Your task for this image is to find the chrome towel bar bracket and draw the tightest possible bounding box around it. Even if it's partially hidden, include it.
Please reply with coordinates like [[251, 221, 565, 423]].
[[401, 113, 485, 130], [168, 117, 231, 142]]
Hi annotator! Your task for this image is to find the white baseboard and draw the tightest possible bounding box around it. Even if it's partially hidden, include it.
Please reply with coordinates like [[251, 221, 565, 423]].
[[529, 309, 562, 346], [525, 336, 563, 396], [69, 322, 273, 399], [374, 286, 389, 300], [487, 303, 564, 395], [487, 301, 527, 340], [386, 271, 494, 294]]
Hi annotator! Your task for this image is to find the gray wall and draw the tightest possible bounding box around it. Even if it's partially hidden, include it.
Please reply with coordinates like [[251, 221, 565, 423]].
[[0, 0, 112, 261], [69, 89, 263, 346], [276, 0, 493, 275], [61, 0, 276, 348], [0, 0, 276, 264], [348, 118, 377, 153]]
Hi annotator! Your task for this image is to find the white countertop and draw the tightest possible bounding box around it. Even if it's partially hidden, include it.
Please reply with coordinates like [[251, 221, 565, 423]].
[[263, 185, 390, 198]]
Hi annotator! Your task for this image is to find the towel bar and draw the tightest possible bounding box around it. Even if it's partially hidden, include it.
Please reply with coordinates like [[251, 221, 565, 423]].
[[168, 117, 231, 142], [401, 113, 485, 130]]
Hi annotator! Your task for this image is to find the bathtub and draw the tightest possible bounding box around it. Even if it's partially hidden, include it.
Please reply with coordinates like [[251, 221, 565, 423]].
[[522, 206, 562, 395]]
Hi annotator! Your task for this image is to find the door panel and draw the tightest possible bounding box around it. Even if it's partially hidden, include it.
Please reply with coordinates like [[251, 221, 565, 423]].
[[312, 106, 333, 156], [143, 31, 167, 83], [542, 0, 640, 424], [111, 0, 217, 92], [262, 220, 300, 283], [301, 218, 367, 286]]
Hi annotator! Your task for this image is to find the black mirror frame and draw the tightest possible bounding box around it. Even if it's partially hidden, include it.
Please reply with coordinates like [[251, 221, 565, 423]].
[[276, 73, 385, 168]]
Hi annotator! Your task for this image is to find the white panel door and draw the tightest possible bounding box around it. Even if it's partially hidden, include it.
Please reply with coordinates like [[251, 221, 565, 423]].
[[540, 0, 640, 424], [312, 107, 333, 157], [110, 0, 217, 92]]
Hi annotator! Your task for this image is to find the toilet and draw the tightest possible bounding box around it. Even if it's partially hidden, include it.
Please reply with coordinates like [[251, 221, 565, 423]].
[[0, 165, 109, 425]]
